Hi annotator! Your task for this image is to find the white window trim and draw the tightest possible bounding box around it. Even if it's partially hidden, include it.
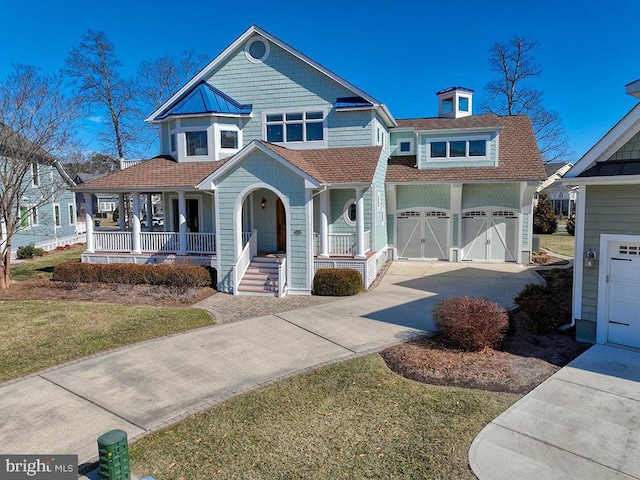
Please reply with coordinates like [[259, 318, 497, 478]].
[[343, 198, 356, 227], [397, 138, 415, 155], [30, 205, 39, 227], [244, 36, 270, 64], [53, 203, 62, 228], [262, 107, 329, 149], [426, 134, 490, 162], [68, 203, 76, 225], [214, 123, 243, 156]]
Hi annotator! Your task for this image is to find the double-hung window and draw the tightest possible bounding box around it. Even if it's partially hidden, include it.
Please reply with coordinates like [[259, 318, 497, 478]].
[[265, 110, 325, 146]]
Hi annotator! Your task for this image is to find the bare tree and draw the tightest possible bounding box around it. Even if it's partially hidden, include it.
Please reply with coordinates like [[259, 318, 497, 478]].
[[0, 65, 78, 288], [64, 151, 117, 177], [64, 30, 140, 163], [482, 36, 572, 163], [137, 49, 207, 111], [136, 50, 207, 149]]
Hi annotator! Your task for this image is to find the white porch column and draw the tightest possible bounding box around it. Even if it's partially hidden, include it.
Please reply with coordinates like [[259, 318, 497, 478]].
[[118, 193, 126, 230], [131, 193, 142, 254], [319, 189, 329, 258], [85, 200, 94, 253], [146, 193, 153, 232], [178, 191, 187, 255], [355, 187, 366, 259]]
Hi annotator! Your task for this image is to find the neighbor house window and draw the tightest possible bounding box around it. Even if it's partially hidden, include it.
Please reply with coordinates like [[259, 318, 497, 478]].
[[31, 206, 39, 226], [186, 131, 208, 156], [68, 204, 76, 225], [265, 110, 325, 145], [397, 138, 414, 155], [400, 142, 411, 152], [32, 163, 40, 186], [19, 206, 30, 228], [54, 204, 61, 227], [220, 130, 238, 149], [429, 138, 488, 159]]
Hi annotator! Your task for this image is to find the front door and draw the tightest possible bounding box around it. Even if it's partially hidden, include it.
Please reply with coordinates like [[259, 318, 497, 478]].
[[276, 198, 286, 252], [172, 198, 199, 232]]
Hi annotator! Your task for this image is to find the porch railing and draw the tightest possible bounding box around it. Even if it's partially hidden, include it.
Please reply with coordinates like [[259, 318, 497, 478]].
[[186, 233, 216, 253], [233, 229, 257, 294], [140, 232, 179, 252], [92, 231, 216, 254], [278, 257, 287, 298], [312, 231, 371, 256], [94, 232, 132, 252]]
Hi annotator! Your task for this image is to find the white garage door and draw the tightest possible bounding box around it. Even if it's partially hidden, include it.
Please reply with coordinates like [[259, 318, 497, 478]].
[[462, 210, 517, 262], [607, 243, 640, 348], [397, 210, 449, 260]]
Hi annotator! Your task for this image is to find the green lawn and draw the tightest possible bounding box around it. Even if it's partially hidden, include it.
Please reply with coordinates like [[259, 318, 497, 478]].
[[538, 231, 575, 257], [131, 355, 517, 480], [10, 245, 85, 281], [0, 301, 213, 382]]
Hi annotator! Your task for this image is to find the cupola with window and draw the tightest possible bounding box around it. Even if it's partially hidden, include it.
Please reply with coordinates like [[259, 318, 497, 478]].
[[437, 87, 473, 119]]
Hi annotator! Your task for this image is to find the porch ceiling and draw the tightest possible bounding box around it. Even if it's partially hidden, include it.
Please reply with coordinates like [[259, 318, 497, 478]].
[[71, 155, 230, 193]]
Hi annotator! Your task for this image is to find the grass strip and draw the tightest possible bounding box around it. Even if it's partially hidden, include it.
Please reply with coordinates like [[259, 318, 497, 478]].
[[131, 355, 517, 480], [0, 300, 213, 382], [10, 245, 85, 281]]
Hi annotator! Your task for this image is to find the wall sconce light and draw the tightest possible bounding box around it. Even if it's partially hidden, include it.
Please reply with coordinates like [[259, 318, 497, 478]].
[[585, 249, 597, 268], [261, 198, 267, 209]]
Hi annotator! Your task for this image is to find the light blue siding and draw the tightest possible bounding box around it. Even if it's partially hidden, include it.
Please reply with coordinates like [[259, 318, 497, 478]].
[[396, 184, 451, 211], [462, 183, 520, 210]]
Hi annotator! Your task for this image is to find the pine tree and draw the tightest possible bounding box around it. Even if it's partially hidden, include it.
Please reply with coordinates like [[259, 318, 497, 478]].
[[534, 193, 558, 234]]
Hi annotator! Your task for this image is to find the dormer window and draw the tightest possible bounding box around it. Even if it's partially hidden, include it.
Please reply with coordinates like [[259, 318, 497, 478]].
[[396, 138, 415, 155], [459, 97, 469, 112], [437, 87, 474, 118], [442, 98, 454, 115], [428, 137, 488, 160]]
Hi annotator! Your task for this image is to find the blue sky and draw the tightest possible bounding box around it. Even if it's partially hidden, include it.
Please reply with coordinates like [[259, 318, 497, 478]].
[[2, 0, 639, 160]]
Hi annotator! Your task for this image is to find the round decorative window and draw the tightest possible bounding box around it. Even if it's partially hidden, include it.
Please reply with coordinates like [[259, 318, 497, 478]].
[[343, 199, 357, 226], [245, 37, 270, 63]]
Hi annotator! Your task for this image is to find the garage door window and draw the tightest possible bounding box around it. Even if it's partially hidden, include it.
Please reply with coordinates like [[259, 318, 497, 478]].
[[619, 245, 640, 255]]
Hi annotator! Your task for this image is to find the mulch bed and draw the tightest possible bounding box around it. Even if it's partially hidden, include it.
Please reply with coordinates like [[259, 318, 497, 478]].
[[381, 311, 590, 395]]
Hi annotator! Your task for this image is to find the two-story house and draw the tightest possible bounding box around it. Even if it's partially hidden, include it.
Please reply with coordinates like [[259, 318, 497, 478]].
[[75, 25, 545, 296]]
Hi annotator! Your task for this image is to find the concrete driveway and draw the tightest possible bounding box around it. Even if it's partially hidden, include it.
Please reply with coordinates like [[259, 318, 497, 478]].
[[0, 261, 539, 467], [470, 344, 640, 480]]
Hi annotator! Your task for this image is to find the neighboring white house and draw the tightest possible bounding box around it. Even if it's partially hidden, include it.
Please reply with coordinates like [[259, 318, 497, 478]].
[[536, 162, 577, 217]]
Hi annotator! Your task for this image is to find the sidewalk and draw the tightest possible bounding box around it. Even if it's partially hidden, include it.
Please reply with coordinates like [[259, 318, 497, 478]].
[[0, 261, 540, 469]]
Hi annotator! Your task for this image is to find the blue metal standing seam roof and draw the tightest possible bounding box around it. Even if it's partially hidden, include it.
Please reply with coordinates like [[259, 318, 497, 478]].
[[156, 82, 252, 119]]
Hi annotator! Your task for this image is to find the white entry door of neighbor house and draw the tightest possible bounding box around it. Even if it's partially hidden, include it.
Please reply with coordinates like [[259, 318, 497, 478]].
[[606, 242, 640, 348], [461, 210, 517, 262], [397, 210, 449, 260]]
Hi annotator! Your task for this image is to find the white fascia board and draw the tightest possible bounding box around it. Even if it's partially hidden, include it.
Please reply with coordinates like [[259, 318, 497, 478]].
[[147, 25, 390, 126], [626, 78, 640, 98], [149, 112, 251, 124], [196, 140, 321, 189], [564, 103, 640, 178], [416, 126, 503, 136], [560, 174, 640, 186]]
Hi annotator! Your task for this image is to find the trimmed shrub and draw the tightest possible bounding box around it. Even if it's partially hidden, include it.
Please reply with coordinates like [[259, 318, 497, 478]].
[[432, 296, 508, 351], [16, 245, 45, 259], [313, 268, 363, 296], [52, 261, 213, 291], [514, 283, 569, 333]]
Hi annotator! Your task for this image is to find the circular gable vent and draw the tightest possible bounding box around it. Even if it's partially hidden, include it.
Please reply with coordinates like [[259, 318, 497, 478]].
[[245, 37, 270, 63]]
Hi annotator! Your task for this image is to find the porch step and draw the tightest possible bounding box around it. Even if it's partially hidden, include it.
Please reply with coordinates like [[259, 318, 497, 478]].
[[237, 256, 285, 297]]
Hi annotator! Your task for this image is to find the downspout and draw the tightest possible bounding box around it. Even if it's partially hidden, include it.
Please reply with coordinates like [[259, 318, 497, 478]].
[[310, 185, 328, 199]]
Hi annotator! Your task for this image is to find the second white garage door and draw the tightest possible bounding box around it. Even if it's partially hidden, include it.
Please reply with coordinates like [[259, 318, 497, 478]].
[[462, 210, 518, 262]]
